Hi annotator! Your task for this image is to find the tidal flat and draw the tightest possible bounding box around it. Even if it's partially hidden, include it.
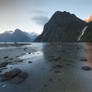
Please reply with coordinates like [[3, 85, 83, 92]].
[[0, 43, 92, 92]]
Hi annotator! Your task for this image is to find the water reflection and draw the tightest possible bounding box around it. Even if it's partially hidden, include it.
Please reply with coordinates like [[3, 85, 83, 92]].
[[42, 43, 80, 63], [83, 43, 92, 66]]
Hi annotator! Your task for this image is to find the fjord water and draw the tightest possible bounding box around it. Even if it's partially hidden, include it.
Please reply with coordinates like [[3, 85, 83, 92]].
[[0, 43, 92, 92]]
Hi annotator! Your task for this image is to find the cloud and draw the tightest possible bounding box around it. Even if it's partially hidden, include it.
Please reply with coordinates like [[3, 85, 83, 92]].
[[33, 10, 48, 15], [32, 16, 49, 26]]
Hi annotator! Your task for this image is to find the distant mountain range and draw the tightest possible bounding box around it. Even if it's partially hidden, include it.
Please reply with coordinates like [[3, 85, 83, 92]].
[[0, 29, 38, 42], [35, 11, 86, 42]]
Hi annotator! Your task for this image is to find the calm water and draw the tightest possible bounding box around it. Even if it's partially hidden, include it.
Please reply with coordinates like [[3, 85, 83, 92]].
[[0, 42, 92, 92]]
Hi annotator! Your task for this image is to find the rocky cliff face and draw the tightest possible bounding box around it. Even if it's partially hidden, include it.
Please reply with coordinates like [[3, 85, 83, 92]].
[[80, 21, 92, 42], [35, 11, 86, 42]]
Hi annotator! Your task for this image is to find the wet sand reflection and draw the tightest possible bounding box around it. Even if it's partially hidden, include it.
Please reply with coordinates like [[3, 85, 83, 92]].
[[83, 43, 92, 66]]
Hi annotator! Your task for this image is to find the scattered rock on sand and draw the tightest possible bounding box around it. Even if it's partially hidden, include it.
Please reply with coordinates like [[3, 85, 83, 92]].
[[17, 60, 23, 62], [9, 58, 13, 60], [82, 66, 92, 71], [28, 52, 31, 54], [50, 42, 54, 46], [1, 68, 22, 81], [48, 78, 53, 81], [28, 61, 32, 63], [54, 70, 61, 73], [3, 56, 8, 59], [11, 72, 28, 84], [0, 62, 11, 68], [24, 48, 28, 51], [53, 65, 63, 69], [0, 68, 28, 84], [66, 64, 72, 66]]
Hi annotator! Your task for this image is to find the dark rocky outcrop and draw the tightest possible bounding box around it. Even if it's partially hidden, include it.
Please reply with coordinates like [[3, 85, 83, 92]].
[[0, 68, 28, 84], [35, 11, 86, 42], [80, 21, 92, 42]]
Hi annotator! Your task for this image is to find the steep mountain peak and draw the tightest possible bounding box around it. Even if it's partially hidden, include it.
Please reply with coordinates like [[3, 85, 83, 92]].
[[53, 11, 70, 16], [15, 29, 22, 33], [85, 15, 92, 22], [48, 11, 85, 26], [35, 11, 86, 42]]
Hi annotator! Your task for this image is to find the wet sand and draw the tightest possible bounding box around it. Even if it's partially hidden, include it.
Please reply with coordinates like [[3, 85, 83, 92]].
[[0, 43, 92, 92]]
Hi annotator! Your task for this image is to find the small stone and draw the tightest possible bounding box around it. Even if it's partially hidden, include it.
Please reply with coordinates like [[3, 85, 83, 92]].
[[18, 72, 28, 79], [82, 66, 92, 71], [28, 52, 31, 54], [53, 65, 63, 69], [18, 60, 23, 62], [66, 64, 71, 66], [80, 59, 88, 62], [24, 48, 28, 51], [54, 70, 61, 73], [28, 61, 32, 63], [3, 56, 8, 59], [50, 42, 54, 46], [48, 78, 53, 81], [9, 58, 13, 60], [0, 62, 10, 68], [11, 76, 24, 84], [44, 84, 48, 87], [51, 56, 61, 61]]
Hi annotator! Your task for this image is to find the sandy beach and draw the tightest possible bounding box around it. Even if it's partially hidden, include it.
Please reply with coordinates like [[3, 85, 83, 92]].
[[0, 43, 92, 92]]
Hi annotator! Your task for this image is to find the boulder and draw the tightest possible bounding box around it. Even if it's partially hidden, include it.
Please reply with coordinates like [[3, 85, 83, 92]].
[[1, 68, 22, 81]]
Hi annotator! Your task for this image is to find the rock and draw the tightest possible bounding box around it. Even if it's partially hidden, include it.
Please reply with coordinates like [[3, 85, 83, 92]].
[[11, 76, 24, 84], [9, 58, 13, 60], [0, 62, 10, 68], [51, 56, 61, 61], [18, 72, 28, 79], [48, 78, 53, 81], [24, 48, 28, 51], [28, 52, 31, 54], [17, 60, 23, 62], [28, 61, 32, 63], [82, 66, 92, 71], [53, 65, 63, 69], [11, 72, 28, 84], [0, 68, 28, 84], [44, 84, 48, 87], [54, 70, 61, 73], [1, 68, 22, 81], [80, 58, 88, 62], [3, 56, 8, 59], [66, 64, 71, 66], [50, 42, 54, 46]]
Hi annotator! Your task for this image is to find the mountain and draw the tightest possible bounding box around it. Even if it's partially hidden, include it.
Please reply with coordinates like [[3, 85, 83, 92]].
[[35, 11, 86, 42], [85, 15, 92, 22], [80, 21, 92, 42], [0, 29, 38, 42]]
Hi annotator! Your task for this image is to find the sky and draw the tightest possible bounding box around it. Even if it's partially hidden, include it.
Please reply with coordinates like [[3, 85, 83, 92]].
[[0, 0, 92, 34]]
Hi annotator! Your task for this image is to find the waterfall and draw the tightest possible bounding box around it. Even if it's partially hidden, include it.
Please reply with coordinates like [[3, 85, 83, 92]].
[[78, 26, 88, 41]]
